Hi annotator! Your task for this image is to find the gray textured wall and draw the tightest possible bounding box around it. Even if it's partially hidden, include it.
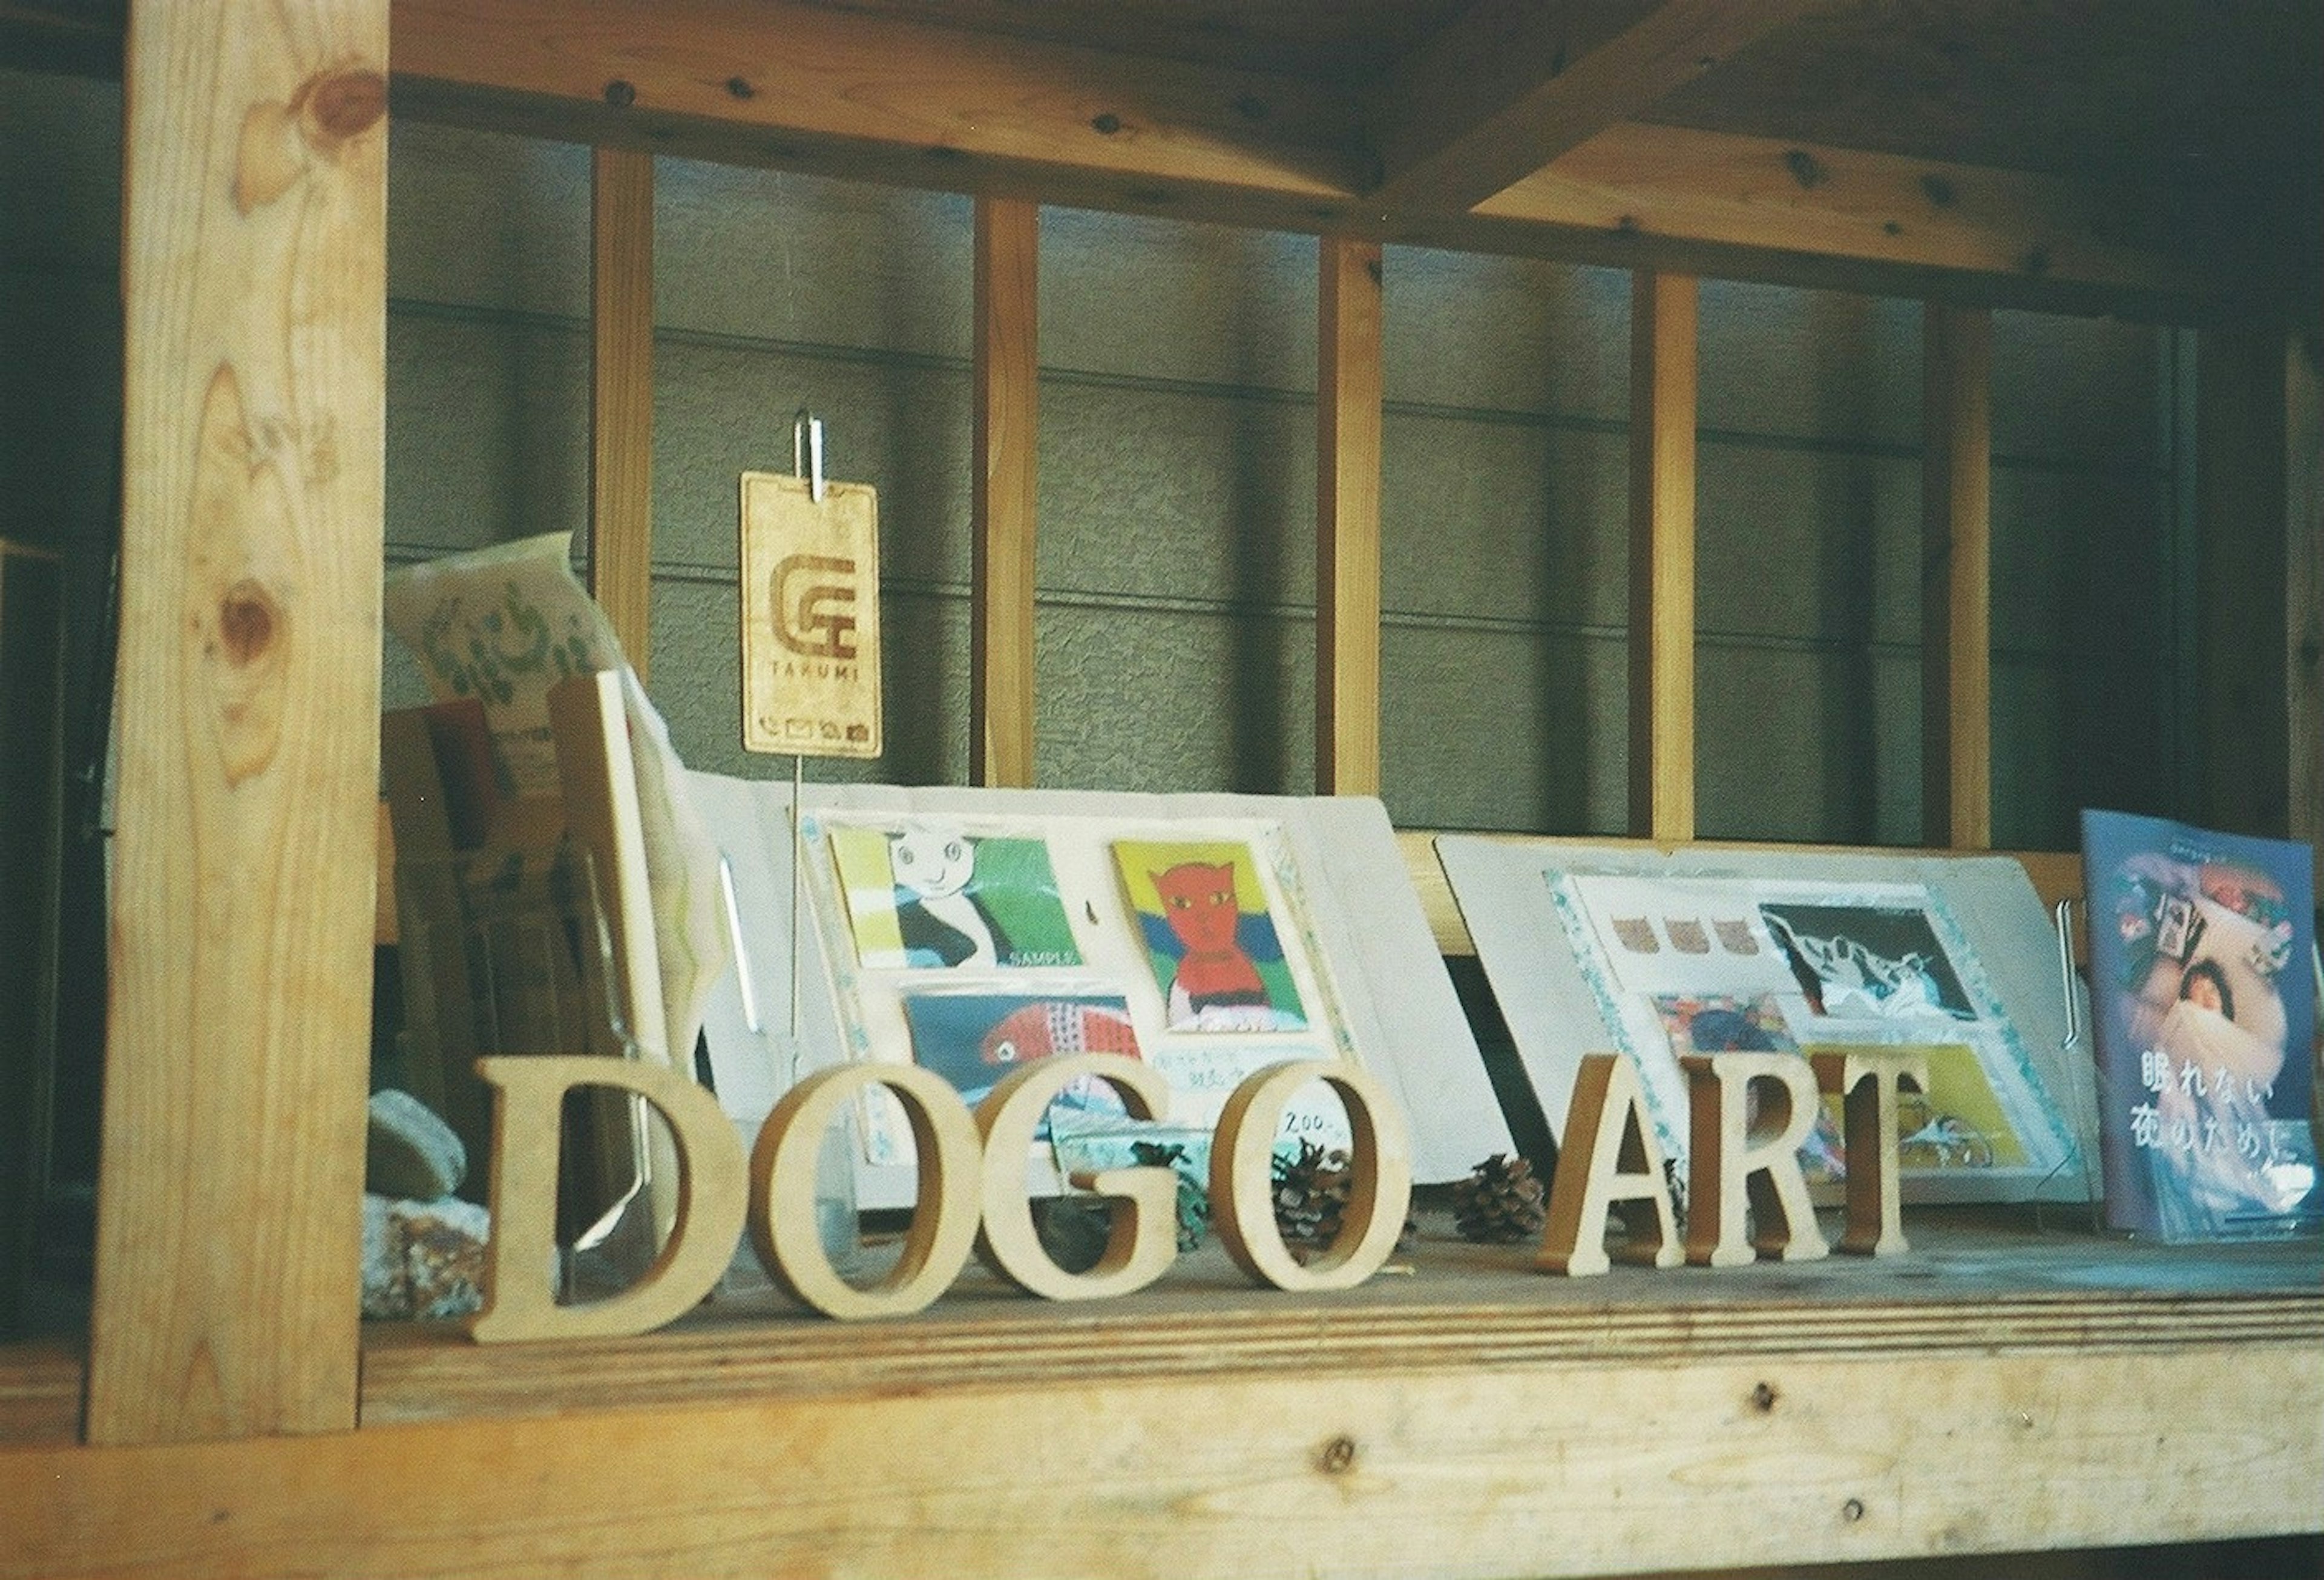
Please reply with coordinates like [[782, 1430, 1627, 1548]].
[[1, 80, 2186, 850]]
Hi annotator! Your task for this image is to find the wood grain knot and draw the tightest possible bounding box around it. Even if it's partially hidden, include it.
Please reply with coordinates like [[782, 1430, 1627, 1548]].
[[303, 69, 386, 148], [1318, 1435, 1357, 1474], [218, 581, 280, 667], [1091, 112, 1124, 136], [1782, 149, 1827, 189], [1750, 1381, 1778, 1412], [1842, 1498, 1865, 1523]]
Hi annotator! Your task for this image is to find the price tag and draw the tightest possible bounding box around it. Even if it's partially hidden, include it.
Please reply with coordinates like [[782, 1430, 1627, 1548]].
[[739, 470, 882, 758]]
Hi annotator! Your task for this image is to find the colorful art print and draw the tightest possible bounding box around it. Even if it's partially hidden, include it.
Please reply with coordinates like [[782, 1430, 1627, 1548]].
[[1756, 902, 1977, 1023], [898, 991, 1140, 1115], [828, 823, 1082, 971], [1654, 994, 1797, 1055], [1655, 994, 1843, 1181], [1563, 876, 1792, 1001], [1889, 1044, 2029, 1170], [1113, 840, 1308, 1034], [2081, 809, 2320, 1240]]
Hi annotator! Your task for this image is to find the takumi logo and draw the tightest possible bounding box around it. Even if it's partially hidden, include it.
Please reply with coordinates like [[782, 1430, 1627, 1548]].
[[773, 553, 859, 659], [740, 468, 881, 759]]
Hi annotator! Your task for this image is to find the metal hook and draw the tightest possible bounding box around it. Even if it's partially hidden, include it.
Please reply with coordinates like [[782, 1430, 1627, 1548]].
[[793, 408, 825, 504], [2047, 893, 2108, 1230], [717, 853, 760, 1035], [2053, 896, 2081, 1052]]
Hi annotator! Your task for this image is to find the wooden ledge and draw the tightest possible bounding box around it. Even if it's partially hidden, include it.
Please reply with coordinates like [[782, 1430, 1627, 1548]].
[[352, 1207, 2321, 1428], [8, 1210, 2316, 1450], [4, 1213, 2317, 1577]]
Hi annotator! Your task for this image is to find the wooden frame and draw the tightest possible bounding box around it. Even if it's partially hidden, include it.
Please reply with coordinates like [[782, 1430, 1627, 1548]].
[[971, 194, 1040, 788], [1316, 234, 1384, 796], [1626, 269, 1698, 842], [5, 4, 2319, 1576], [1920, 304, 1993, 850], [87, 0, 387, 1446], [586, 146, 655, 683]]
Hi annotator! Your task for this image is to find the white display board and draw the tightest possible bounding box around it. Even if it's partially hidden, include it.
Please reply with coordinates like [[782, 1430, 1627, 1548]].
[[1436, 836, 2099, 1204], [692, 776, 1509, 1208]]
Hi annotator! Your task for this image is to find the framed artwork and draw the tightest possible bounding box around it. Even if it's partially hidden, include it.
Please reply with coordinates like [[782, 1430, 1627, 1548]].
[[1437, 836, 2090, 1205], [1112, 840, 1308, 1033], [688, 780, 1509, 1210], [809, 815, 1345, 1176], [898, 990, 1139, 1119], [830, 825, 1081, 971]]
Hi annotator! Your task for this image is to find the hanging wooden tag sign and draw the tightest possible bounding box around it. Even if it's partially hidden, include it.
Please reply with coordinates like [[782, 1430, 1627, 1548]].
[[740, 467, 882, 758]]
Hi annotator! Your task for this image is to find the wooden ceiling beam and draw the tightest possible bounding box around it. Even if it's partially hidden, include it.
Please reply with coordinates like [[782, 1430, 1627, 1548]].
[[368, 1, 2300, 324], [1362, 0, 1830, 215], [389, 0, 1368, 205], [1477, 122, 2224, 301]]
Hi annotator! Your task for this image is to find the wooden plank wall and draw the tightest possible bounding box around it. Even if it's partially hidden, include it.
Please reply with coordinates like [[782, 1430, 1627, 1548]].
[[971, 195, 1039, 788], [89, 0, 388, 1443], [1921, 304, 1993, 850], [1627, 270, 1698, 842], [1316, 235, 1384, 795], [586, 147, 655, 680]]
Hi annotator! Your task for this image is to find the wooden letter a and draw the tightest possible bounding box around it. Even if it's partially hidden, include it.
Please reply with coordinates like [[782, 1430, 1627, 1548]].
[[1537, 1053, 1682, 1276]]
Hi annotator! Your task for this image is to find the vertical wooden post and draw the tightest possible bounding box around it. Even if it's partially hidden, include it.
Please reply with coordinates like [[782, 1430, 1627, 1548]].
[[1317, 237, 1385, 797], [1627, 272, 1696, 842], [90, 0, 388, 1443], [588, 146, 655, 682], [1921, 304, 1993, 850], [2194, 327, 2291, 836], [972, 196, 1039, 787]]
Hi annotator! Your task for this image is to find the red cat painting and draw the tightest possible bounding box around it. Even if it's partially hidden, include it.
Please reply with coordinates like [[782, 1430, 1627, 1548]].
[[1152, 861, 1269, 1017]]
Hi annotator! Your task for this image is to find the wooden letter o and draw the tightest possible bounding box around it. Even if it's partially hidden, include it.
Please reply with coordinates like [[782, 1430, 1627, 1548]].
[[1209, 1060, 1412, 1292], [973, 1054, 1178, 1300], [749, 1061, 981, 1320]]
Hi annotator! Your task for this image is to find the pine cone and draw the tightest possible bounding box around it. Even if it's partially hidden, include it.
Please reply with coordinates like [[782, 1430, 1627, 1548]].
[[1272, 1139, 1354, 1251], [1451, 1152, 1548, 1244]]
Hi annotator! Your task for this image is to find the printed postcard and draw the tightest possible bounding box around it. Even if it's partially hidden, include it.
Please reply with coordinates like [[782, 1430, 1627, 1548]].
[[898, 990, 1140, 1116], [1112, 840, 1308, 1034], [829, 822, 1082, 971]]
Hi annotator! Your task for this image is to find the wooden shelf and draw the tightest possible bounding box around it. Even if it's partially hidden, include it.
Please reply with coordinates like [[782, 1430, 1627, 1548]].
[[360, 1210, 2324, 1423], [4, 1211, 2319, 1577]]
